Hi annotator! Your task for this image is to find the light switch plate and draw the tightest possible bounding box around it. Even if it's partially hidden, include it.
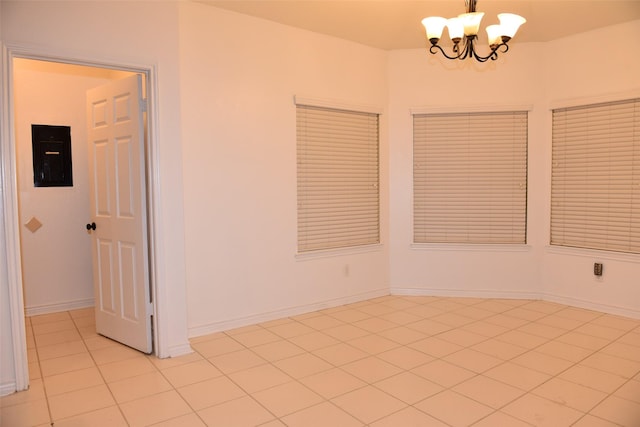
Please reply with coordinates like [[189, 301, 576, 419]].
[[594, 262, 603, 276]]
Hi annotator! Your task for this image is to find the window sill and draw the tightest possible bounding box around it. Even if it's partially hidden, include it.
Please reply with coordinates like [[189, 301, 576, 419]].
[[296, 243, 383, 260], [545, 245, 640, 263], [411, 243, 532, 253]]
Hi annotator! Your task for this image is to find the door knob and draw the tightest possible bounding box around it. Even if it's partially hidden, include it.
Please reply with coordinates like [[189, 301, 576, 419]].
[[86, 222, 96, 231]]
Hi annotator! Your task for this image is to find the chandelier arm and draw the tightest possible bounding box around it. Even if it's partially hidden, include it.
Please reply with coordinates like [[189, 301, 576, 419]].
[[460, 37, 486, 62], [429, 44, 465, 60], [460, 38, 474, 60], [473, 51, 497, 62], [463, 37, 503, 62], [477, 42, 509, 62], [472, 47, 498, 62], [428, 40, 506, 62], [497, 43, 510, 54]]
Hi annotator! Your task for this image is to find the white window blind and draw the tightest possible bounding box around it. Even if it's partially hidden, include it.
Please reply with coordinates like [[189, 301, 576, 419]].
[[551, 98, 640, 254], [296, 104, 380, 252], [413, 111, 528, 244]]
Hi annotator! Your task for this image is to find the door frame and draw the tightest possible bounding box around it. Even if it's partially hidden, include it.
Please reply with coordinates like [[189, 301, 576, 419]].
[[2, 45, 163, 391]]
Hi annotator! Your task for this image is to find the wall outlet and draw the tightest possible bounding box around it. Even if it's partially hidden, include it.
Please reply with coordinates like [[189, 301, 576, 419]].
[[594, 263, 603, 276]]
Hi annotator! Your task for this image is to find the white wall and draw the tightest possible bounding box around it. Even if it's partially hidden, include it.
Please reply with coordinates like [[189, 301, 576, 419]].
[[13, 60, 130, 315], [178, 3, 390, 336], [388, 20, 640, 317], [539, 21, 640, 317], [1, 0, 190, 395], [388, 43, 547, 299]]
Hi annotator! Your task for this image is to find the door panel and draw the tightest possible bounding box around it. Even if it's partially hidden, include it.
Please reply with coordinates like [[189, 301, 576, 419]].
[[116, 137, 134, 217], [94, 140, 111, 216], [119, 242, 138, 321], [87, 74, 152, 353], [97, 239, 115, 314]]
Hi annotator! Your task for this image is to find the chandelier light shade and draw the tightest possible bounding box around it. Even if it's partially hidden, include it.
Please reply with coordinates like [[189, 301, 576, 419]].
[[421, 0, 526, 62]]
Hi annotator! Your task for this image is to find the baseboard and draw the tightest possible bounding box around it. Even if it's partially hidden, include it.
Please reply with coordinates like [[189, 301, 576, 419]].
[[25, 298, 94, 317], [540, 292, 640, 320], [188, 288, 389, 338], [391, 287, 541, 301], [0, 381, 17, 397], [391, 287, 640, 320], [166, 343, 194, 358]]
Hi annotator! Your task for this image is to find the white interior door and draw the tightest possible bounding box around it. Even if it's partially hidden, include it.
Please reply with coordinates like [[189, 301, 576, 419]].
[[86, 74, 152, 353]]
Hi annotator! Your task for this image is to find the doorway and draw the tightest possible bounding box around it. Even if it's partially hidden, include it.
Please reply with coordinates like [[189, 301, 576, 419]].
[[4, 51, 161, 392], [15, 59, 139, 318]]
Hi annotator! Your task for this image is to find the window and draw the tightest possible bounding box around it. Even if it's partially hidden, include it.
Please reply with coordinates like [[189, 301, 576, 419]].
[[296, 103, 380, 252], [413, 111, 528, 244], [551, 98, 640, 254]]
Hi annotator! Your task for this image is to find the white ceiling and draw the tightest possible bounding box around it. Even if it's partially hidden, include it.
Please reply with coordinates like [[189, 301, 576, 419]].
[[197, 0, 640, 50]]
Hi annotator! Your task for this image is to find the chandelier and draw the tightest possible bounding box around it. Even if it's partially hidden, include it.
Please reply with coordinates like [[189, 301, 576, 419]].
[[421, 0, 526, 62]]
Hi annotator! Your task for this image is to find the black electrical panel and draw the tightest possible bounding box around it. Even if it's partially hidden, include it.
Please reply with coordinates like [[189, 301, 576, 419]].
[[32, 124, 73, 187]]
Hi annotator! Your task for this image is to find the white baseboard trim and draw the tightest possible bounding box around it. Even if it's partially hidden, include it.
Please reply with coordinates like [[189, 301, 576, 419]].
[[188, 288, 389, 338], [392, 287, 640, 320], [391, 287, 541, 301], [167, 343, 194, 358], [25, 298, 94, 317], [540, 293, 640, 320], [0, 381, 17, 397]]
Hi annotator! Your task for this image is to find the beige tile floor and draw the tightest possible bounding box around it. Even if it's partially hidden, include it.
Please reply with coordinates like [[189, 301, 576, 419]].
[[2, 295, 640, 426]]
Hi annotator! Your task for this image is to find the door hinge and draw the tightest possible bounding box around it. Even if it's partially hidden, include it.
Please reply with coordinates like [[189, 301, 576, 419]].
[[146, 301, 155, 316], [141, 98, 148, 113]]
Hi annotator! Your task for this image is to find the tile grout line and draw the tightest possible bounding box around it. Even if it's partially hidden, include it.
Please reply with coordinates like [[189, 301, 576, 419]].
[[19, 297, 640, 427], [43, 310, 127, 426], [349, 298, 616, 425], [186, 300, 633, 426], [190, 328, 287, 425], [72, 311, 133, 427], [456, 300, 639, 424], [28, 316, 56, 427]]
